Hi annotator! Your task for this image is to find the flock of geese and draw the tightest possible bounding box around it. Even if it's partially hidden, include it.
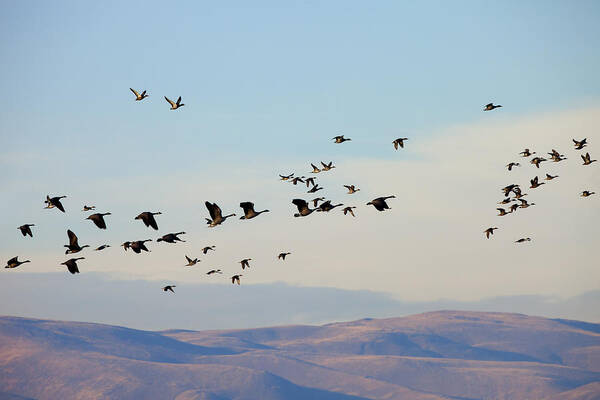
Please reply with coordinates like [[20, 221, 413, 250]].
[[484, 134, 596, 241], [6, 96, 596, 293], [5, 88, 413, 290]]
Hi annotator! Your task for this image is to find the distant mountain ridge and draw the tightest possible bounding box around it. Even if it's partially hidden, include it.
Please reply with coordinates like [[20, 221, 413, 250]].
[[1, 311, 599, 400]]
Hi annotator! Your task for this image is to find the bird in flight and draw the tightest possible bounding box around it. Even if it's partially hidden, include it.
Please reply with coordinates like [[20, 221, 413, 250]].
[[317, 200, 343, 212], [231, 274, 242, 285], [292, 199, 314, 217], [343, 206, 357, 217], [581, 191, 595, 197], [530, 176, 545, 189], [95, 245, 110, 251], [61, 257, 84, 274], [130, 88, 148, 101], [393, 138, 408, 149], [239, 202, 270, 220], [163, 285, 176, 293], [310, 163, 321, 173], [484, 103, 502, 111], [65, 230, 89, 254], [344, 185, 360, 194], [515, 238, 532, 243], [240, 258, 252, 270], [130, 239, 152, 254], [82, 205, 96, 211], [157, 232, 186, 243], [367, 196, 396, 211], [202, 246, 216, 254], [164, 96, 184, 110], [207, 269, 222, 275], [135, 211, 162, 230], [520, 149, 535, 157], [205, 202, 236, 227], [581, 152, 596, 165], [484, 227, 498, 239], [278, 252, 291, 260], [185, 256, 200, 266], [545, 174, 558, 181], [5, 256, 30, 269], [279, 173, 294, 181], [44, 195, 67, 212], [17, 224, 35, 237], [530, 157, 546, 168], [333, 135, 351, 143], [573, 138, 587, 150], [320, 161, 335, 171], [86, 212, 111, 229], [506, 162, 520, 171]]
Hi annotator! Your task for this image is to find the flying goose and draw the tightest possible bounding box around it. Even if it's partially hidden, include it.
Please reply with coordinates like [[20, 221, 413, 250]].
[[367, 196, 395, 211], [130, 239, 152, 254], [515, 238, 532, 243], [530, 176, 545, 189], [121, 241, 131, 251], [513, 188, 527, 199], [157, 232, 186, 243], [506, 162, 520, 171], [317, 200, 343, 212], [312, 197, 326, 207], [497, 208, 510, 216], [240, 258, 251, 270], [342, 206, 357, 217], [307, 184, 323, 193], [240, 202, 270, 220], [509, 203, 520, 213], [164, 96, 184, 110], [344, 185, 360, 194], [582, 152, 597, 165], [205, 201, 236, 227], [163, 285, 176, 293], [545, 174, 558, 180], [95, 245, 110, 251], [64, 230, 89, 254], [202, 246, 216, 254], [5, 256, 30, 269], [573, 138, 587, 150], [520, 149, 535, 157], [310, 163, 321, 173], [320, 161, 335, 171], [135, 211, 162, 230], [305, 177, 316, 187], [484, 103, 502, 111], [185, 255, 200, 266], [231, 274, 242, 285], [393, 138, 408, 150], [530, 157, 546, 168], [61, 257, 84, 274], [484, 227, 498, 239], [498, 198, 514, 205], [292, 199, 314, 217], [18, 224, 34, 237], [82, 205, 96, 211], [518, 198, 535, 208], [581, 191, 595, 197], [44, 195, 67, 212], [333, 135, 351, 143], [279, 173, 294, 181], [278, 252, 291, 260], [130, 88, 148, 101], [207, 269, 222, 275], [86, 212, 111, 229]]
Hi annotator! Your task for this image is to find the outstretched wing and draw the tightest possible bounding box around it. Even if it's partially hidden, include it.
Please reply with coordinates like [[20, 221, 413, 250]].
[[292, 199, 308, 212], [67, 230, 79, 246], [164, 96, 175, 107], [240, 202, 254, 214], [177, 96, 182, 105], [7, 256, 18, 265], [130, 88, 140, 97]]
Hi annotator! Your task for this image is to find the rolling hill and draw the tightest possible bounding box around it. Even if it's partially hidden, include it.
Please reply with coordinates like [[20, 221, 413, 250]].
[[1, 311, 599, 399]]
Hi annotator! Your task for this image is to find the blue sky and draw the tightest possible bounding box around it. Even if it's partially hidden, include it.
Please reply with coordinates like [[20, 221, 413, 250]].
[[1, 1, 599, 326]]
